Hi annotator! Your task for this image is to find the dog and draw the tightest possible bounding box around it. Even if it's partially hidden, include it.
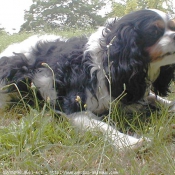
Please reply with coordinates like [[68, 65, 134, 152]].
[[0, 9, 175, 150]]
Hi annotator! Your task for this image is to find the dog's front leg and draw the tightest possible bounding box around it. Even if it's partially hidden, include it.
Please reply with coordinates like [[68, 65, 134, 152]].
[[146, 92, 175, 111], [68, 111, 146, 150]]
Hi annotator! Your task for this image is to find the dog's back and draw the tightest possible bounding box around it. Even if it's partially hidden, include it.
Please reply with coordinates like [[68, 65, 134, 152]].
[[0, 35, 90, 112]]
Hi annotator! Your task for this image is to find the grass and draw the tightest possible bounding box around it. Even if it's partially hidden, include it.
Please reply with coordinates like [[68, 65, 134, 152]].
[[0, 31, 175, 174]]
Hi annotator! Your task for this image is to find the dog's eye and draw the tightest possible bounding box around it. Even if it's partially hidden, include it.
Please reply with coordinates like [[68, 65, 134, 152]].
[[142, 26, 164, 47], [148, 27, 160, 36], [153, 29, 158, 35], [151, 25, 164, 36]]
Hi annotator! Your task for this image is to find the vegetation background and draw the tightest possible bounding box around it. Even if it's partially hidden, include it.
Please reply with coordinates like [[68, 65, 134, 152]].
[[0, 0, 175, 174]]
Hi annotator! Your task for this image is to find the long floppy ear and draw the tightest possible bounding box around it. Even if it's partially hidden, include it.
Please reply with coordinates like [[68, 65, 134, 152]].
[[102, 22, 150, 104], [153, 65, 175, 96]]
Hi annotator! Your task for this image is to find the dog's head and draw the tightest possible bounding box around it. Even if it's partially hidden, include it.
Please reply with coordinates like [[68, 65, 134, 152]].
[[144, 9, 175, 66], [105, 9, 175, 64], [102, 9, 175, 102]]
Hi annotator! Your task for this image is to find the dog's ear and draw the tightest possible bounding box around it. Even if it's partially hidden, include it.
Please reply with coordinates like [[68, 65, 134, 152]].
[[153, 65, 175, 96], [103, 23, 150, 104]]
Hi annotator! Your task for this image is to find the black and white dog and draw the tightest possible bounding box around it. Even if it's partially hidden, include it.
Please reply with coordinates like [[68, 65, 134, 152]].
[[0, 9, 175, 149]]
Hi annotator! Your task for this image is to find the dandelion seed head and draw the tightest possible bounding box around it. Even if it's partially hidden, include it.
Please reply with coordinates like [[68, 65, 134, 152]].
[[75, 95, 81, 103], [31, 82, 36, 90], [41, 63, 49, 67], [47, 96, 51, 103]]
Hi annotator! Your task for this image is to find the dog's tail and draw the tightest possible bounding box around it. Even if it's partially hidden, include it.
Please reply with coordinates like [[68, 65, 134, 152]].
[[0, 52, 35, 108], [0, 53, 33, 83]]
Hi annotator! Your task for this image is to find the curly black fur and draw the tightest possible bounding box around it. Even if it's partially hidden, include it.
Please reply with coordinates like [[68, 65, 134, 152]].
[[153, 65, 175, 96]]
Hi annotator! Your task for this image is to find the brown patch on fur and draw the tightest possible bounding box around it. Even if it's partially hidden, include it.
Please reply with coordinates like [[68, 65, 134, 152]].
[[146, 46, 163, 62], [155, 20, 165, 29], [146, 20, 165, 62], [168, 19, 175, 30]]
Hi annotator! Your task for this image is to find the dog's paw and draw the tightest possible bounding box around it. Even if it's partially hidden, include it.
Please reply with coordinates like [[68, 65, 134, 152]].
[[129, 137, 152, 151], [113, 136, 152, 151]]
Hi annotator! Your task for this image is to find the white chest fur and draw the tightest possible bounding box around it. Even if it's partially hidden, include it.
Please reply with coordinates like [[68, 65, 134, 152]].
[[85, 71, 112, 114], [148, 62, 161, 82]]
